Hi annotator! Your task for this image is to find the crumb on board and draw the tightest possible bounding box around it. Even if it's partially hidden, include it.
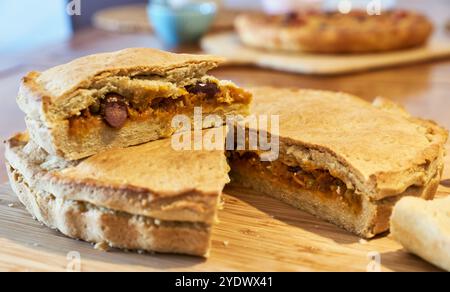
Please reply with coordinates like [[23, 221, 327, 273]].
[[94, 242, 110, 251], [218, 200, 225, 210], [359, 239, 368, 245], [8, 203, 14, 208], [223, 241, 229, 247]]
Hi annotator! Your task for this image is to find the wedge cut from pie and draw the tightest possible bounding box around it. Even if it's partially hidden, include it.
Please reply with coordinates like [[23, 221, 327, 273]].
[[5, 131, 230, 256], [18, 48, 252, 160], [228, 88, 448, 238]]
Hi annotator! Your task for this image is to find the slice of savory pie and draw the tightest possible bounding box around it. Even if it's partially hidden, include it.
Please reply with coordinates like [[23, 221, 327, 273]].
[[5, 131, 230, 256], [18, 48, 252, 160], [228, 88, 448, 238]]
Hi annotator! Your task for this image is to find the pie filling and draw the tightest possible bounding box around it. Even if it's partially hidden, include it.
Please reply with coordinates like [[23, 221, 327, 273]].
[[229, 151, 362, 213], [68, 81, 251, 136]]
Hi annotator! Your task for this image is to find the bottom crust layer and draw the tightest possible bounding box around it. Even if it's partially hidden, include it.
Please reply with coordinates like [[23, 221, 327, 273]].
[[7, 165, 212, 257], [229, 160, 441, 238]]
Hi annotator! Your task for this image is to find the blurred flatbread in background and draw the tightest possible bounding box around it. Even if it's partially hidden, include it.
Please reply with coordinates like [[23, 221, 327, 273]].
[[93, 4, 240, 33]]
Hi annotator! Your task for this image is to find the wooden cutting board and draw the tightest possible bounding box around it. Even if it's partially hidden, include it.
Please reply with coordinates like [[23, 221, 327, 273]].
[[201, 32, 450, 75], [0, 143, 449, 272]]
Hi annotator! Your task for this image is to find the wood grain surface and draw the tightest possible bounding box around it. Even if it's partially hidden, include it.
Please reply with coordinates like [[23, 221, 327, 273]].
[[0, 145, 448, 272], [0, 179, 448, 272]]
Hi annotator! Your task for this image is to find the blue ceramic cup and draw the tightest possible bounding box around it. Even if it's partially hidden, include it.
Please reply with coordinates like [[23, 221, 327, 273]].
[[147, 1, 217, 47]]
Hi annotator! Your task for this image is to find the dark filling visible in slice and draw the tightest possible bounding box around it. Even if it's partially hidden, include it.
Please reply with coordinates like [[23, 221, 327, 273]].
[[230, 151, 362, 213], [69, 81, 250, 134], [185, 82, 221, 99]]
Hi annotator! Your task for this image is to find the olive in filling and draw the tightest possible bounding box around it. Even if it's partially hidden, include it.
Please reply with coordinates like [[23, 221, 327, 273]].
[[100, 93, 128, 128], [185, 81, 220, 99]]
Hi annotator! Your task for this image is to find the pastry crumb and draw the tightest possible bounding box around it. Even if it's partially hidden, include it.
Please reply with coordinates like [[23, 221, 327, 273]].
[[154, 219, 161, 226], [223, 241, 229, 247], [359, 239, 368, 245], [94, 242, 110, 251], [7, 203, 14, 208]]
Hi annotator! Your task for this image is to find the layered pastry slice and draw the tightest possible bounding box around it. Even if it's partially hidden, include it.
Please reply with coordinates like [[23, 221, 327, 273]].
[[228, 88, 448, 238], [18, 48, 252, 160], [5, 131, 230, 256]]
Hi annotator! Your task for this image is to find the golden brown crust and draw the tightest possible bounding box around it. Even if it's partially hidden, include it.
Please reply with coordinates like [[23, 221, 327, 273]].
[[235, 10, 434, 54], [20, 48, 224, 105], [247, 87, 447, 200], [5, 131, 230, 224]]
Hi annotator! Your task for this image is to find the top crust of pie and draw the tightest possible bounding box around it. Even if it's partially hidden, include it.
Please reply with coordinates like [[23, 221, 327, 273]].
[[18, 48, 225, 116], [248, 87, 448, 200], [235, 10, 434, 54]]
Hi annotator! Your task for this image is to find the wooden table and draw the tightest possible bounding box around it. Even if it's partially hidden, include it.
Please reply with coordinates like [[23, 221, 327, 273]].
[[0, 0, 449, 271]]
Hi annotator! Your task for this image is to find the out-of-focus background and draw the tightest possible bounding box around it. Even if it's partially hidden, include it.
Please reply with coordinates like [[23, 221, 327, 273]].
[[0, 0, 256, 56], [1, 0, 448, 56]]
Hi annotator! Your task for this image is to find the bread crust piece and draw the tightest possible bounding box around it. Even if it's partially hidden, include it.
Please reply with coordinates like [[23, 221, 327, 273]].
[[5, 131, 230, 224], [391, 196, 450, 271], [17, 48, 251, 160], [228, 88, 447, 238], [6, 165, 211, 257], [235, 10, 433, 54]]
